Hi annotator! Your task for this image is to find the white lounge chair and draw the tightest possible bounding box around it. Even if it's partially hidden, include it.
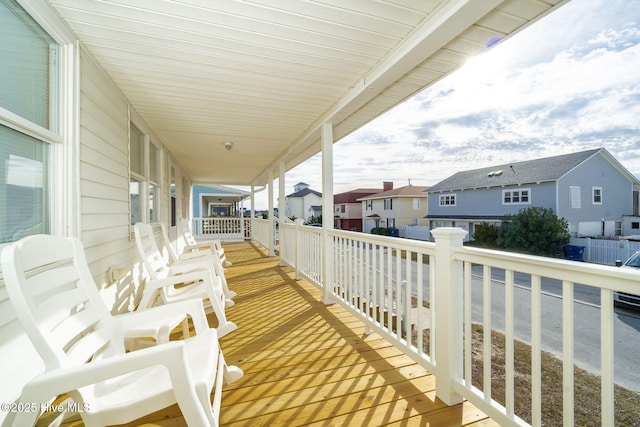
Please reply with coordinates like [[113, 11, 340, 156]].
[[159, 222, 237, 300], [178, 218, 232, 267], [0, 234, 243, 427], [134, 222, 237, 338]]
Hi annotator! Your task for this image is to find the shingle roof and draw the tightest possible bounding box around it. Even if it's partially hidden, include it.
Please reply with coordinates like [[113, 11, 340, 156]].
[[358, 185, 430, 200], [427, 148, 603, 193], [287, 188, 322, 198]]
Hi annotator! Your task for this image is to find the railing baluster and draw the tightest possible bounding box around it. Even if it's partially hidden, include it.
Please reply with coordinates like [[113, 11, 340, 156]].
[[562, 280, 574, 427], [483, 265, 492, 402], [601, 288, 614, 427], [505, 269, 515, 418], [531, 274, 542, 426], [464, 262, 472, 388], [417, 253, 424, 356]]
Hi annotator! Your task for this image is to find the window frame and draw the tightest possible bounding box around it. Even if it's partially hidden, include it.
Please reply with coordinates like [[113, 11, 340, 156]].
[[0, 0, 72, 246], [439, 194, 456, 207], [592, 187, 602, 205], [129, 123, 163, 228], [502, 188, 531, 205]]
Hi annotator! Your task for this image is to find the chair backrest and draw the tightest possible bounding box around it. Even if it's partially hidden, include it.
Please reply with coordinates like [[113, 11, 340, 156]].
[[159, 222, 181, 264], [134, 222, 171, 280], [1, 235, 121, 372], [178, 218, 198, 246]]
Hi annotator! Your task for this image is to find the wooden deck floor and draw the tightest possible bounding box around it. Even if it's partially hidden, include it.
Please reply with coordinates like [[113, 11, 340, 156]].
[[52, 241, 498, 426]]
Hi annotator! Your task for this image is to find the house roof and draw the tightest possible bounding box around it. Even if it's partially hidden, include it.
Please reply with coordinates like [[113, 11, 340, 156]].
[[44, 1, 569, 187], [358, 185, 430, 201], [287, 188, 322, 198], [427, 148, 639, 193], [334, 188, 382, 204]]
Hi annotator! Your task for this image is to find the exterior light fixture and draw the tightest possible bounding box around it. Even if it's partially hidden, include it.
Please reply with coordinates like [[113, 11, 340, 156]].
[[224, 141, 233, 150]]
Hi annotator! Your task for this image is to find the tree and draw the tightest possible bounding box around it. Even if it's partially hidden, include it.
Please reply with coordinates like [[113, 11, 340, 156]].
[[499, 207, 570, 256]]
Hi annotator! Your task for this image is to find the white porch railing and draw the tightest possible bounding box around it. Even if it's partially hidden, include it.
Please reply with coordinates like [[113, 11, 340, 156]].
[[192, 217, 251, 241], [276, 223, 639, 426], [250, 218, 272, 249]]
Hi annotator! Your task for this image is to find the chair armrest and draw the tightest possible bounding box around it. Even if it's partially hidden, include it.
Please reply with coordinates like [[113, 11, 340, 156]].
[[115, 298, 209, 336], [139, 270, 214, 309], [184, 241, 221, 252], [178, 249, 212, 261], [14, 335, 215, 425], [168, 259, 215, 276]]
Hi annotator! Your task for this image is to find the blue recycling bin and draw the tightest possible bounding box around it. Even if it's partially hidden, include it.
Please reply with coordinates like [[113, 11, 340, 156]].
[[563, 244, 585, 261], [389, 228, 399, 237]]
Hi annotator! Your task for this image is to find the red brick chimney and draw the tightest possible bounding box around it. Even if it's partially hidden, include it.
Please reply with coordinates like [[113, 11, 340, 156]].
[[383, 181, 393, 191]]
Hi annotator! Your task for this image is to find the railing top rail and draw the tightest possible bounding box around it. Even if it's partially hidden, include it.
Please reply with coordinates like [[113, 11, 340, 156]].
[[455, 245, 638, 293]]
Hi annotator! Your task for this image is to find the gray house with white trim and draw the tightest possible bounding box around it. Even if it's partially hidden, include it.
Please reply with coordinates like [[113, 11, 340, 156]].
[[426, 148, 640, 239]]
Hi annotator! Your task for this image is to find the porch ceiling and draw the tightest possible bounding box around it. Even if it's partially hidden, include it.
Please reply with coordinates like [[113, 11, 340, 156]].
[[48, 0, 567, 186]]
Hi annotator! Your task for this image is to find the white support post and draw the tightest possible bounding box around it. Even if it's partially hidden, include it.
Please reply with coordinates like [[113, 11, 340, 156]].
[[321, 122, 334, 305], [268, 171, 275, 257], [239, 199, 245, 240], [295, 218, 304, 280], [431, 227, 467, 406], [279, 161, 286, 266], [249, 185, 255, 241]]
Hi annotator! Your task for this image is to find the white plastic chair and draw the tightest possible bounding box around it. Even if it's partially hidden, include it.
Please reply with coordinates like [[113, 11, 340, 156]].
[[134, 222, 237, 338], [160, 222, 236, 300], [178, 218, 232, 267], [0, 234, 243, 427]]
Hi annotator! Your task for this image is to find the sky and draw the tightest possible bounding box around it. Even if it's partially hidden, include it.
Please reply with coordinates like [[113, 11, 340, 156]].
[[247, 0, 640, 210]]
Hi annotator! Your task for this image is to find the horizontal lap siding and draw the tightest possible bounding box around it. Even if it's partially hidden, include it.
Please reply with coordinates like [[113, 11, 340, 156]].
[[79, 51, 141, 313]]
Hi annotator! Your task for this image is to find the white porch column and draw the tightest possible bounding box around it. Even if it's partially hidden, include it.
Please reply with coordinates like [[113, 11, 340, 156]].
[[239, 198, 245, 240], [321, 122, 334, 305], [268, 171, 275, 256], [279, 161, 286, 266], [431, 227, 467, 406], [250, 186, 255, 219]]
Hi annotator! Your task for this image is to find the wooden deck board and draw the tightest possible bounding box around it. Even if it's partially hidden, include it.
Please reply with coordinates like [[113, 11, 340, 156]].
[[48, 241, 498, 427]]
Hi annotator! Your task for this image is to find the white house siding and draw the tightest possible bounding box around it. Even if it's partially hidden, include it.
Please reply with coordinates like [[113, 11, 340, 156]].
[[78, 50, 142, 314]]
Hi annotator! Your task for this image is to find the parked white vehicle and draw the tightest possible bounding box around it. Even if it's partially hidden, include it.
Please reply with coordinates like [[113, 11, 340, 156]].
[[615, 251, 640, 309]]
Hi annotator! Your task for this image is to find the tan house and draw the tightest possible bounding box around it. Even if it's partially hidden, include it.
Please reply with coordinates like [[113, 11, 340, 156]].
[[359, 182, 430, 233]]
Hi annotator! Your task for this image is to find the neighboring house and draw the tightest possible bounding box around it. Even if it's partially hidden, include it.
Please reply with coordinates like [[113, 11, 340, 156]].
[[426, 148, 640, 239], [334, 188, 381, 232], [359, 182, 430, 233], [192, 184, 250, 218], [285, 182, 322, 222], [308, 205, 323, 223]]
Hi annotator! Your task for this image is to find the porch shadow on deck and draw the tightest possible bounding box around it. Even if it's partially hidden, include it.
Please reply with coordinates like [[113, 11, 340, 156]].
[[124, 241, 497, 426]]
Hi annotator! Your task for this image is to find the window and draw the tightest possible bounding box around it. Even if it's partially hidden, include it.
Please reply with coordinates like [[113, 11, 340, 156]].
[[570, 186, 581, 209], [384, 199, 392, 210], [129, 123, 162, 225], [1, 127, 49, 242], [0, 0, 60, 243], [413, 198, 420, 210], [632, 222, 639, 230], [148, 143, 160, 222], [129, 124, 145, 225], [341, 204, 345, 213], [503, 189, 530, 205], [592, 187, 602, 204], [439, 194, 456, 206], [170, 164, 176, 226]]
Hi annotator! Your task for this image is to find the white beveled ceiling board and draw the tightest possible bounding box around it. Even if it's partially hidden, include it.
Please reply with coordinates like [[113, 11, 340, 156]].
[[47, 0, 569, 186]]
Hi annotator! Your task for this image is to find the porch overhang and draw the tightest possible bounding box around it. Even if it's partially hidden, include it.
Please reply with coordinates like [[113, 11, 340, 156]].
[[43, 0, 571, 187]]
